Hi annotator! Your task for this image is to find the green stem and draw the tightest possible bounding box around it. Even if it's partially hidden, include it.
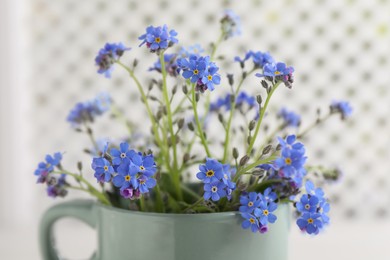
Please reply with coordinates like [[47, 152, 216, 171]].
[[110, 104, 132, 135], [297, 112, 332, 139], [222, 69, 256, 163], [159, 53, 182, 201], [233, 154, 279, 182], [116, 61, 171, 172], [210, 32, 225, 60], [139, 196, 146, 211], [246, 81, 281, 155], [53, 170, 111, 205], [184, 197, 204, 211], [191, 84, 211, 157]]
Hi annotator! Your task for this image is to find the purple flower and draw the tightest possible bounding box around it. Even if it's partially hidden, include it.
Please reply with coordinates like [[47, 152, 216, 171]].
[[95, 43, 130, 78]]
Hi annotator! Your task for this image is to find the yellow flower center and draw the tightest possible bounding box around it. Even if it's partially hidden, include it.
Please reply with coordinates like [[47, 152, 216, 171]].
[[263, 210, 269, 216], [193, 69, 199, 75], [285, 158, 292, 165], [248, 201, 254, 207], [155, 37, 161, 43], [103, 166, 109, 171], [140, 166, 145, 171], [207, 75, 212, 81], [305, 204, 310, 210], [274, 71, 281, 75], [206, 170, 215, 177], [249, 218, 256, 224], [125, 175, 131, 181], [307, 218, 314, 224]]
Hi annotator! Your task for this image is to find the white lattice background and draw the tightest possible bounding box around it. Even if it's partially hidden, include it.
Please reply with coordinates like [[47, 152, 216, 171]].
[[29, 0, 390, 221]]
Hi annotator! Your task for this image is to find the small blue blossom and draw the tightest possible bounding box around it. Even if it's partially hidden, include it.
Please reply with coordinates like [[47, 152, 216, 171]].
[[128, 152, 157, 177], [139, 25, 178, 52], [196, 158, 224, 183], [234, 51, 252, 66], [201, 64, 221, 91], [34, 152, 63, 183], [279, 108, 301, 127], [236, 91, 256, 107], [178, 44, 204, 58], [262, 187, 277, 203], [296, 194, 319, 213], [210, 94, 231, 112], [251, 51, 274, 68], [330, 100, 353, 119], [95, 42, 130, 78], [277, 135, 305, 152], [67, 93, 111, 127], [112, 162, 138, 190], [136, 175, 157, 194], [254, 201, 278, 225], [92, 157, 114, 183], [256, 62, 295, 88], [241, 213, 260, 233], [203, 181, 227, 201], [110, 142, 134, 166], [239, 192, 262, 214], [221, 9, 241, 39], [297, 213, 323, 235]]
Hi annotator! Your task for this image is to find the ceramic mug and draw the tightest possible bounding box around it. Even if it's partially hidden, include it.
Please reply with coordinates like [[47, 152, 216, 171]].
[[40, 200, 290, 260]]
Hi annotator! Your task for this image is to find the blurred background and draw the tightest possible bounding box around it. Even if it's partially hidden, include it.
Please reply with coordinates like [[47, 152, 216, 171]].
[[1, 0, 389, 259]]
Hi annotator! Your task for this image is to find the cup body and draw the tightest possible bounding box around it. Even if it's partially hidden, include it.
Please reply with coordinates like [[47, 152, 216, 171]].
[[95, 204, 290, 260]]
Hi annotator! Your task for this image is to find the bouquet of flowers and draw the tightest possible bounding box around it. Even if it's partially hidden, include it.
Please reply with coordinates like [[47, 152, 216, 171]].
[[34, 10, 352, 235]]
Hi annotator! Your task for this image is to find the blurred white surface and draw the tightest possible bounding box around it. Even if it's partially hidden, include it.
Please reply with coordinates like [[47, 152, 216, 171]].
[[1, 220, 389, 260]]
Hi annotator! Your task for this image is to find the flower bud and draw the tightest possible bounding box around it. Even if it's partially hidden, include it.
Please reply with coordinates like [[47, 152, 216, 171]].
[[187, 122, 195, 131], [227, 74, 234, 86], [239, 155, 250, 166], [256, 95, 262, 105], [233, 147, 239, 159], [177, 118, 185, 129], [249, 120, 256, 131], [262, 144, 272, 155], [77, 161, 83, 171], [182, 85, 188, 94]]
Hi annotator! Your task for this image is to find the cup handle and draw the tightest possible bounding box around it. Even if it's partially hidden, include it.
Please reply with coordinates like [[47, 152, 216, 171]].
[[39, 200, 99, 260]]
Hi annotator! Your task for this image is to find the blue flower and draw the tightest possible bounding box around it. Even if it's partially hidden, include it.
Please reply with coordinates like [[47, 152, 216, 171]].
[[296, 194, 319, 213], [274, 147, 307, 184], [201, 64, 221, 91], [236, 91, 256, 107], [277, 135, 305, 152], [234, 51, 252, 66], [330, 100, 352, 119], [203, 181, 227, 201], [255, 62, 295, 88], [178, 44, 204, 58], [149, 53, 178, 77], [95, 42, 130, 78], [135, 175, 157, 194], [67, 93, 111, 127], [110, 142, 134, 166], [254, 201, 278, 225], [241, 213, 260, 233], [262, 187, 277, 203], [92, 157, 114, 183], [251, 51, 274, 68], [139, 25, 178, 52], [297, 213, 323, 235], [177, 55, 207, 83], [112, 162, 137, 190], [128, 152, 157, 177], [239, 192, 262, 214], [196, 158, 224, 183], [210, 94, 231, 112], [221, 9, 241, 39], [34, 152, 63, 183], [279, 108, 301, 127]]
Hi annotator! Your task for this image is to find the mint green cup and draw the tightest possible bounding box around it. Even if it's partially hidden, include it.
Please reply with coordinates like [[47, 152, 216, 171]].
[[40, 200, 290, 260]]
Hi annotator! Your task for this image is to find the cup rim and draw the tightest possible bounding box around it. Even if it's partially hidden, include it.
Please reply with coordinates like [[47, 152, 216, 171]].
[[97, 201, 287, 218]]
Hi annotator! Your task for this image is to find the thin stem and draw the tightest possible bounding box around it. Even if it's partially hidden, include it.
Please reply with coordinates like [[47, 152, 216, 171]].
[[116, 61, 171, 172], [184, 197, 204, 211], [139, 196, 146, 212], [233, 154, 279, 182], [52, 170, 111, 205], [297, 112, 332, 139], [246, 81, 281, 155], [222, 69, 256, 163], [159, 53, 182, 201], [191, 84, 212, 157], [210, 32, 225, 61]]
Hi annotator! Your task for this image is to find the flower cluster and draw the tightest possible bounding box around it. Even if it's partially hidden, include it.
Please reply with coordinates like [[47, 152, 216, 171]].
[[67, 93, 111, 127], [34, 153, 68, 198], [256, 62, 295, 88], [296, 181, 330, 235], [92, 142, 157, 199], [95, 43, 131, 78], [220, 9, 241, 39], [139, 25, 178, 53], [239, 188, 278, 233], [196, 158, 236, 201], [177, 55, 221, 92], [330, 100, 353, 119], [235, 51, 274, 68]]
